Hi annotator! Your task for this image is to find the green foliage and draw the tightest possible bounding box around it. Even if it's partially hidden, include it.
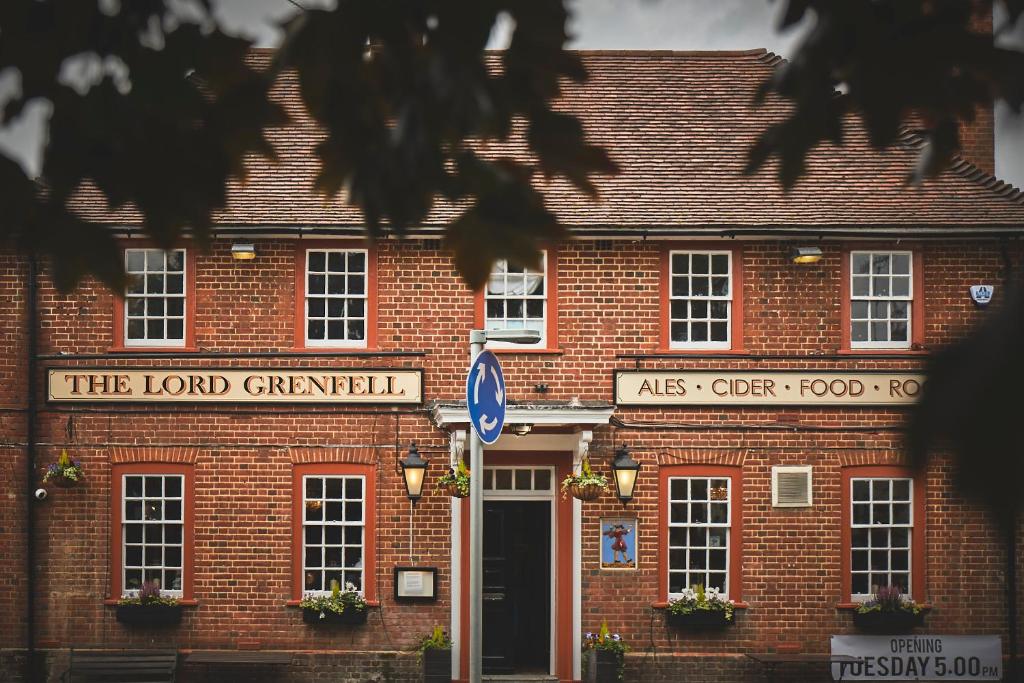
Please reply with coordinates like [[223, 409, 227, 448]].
[[438, 459, 471, 497], [560, 454, 609, 497], [666, 583, 735, 621], [117, 580, 179, 607], [0, 0, 615, 292], [42, 448, 84, 483], [299, 579, 367, 617], [418, 625, 453, 652], [747, 0, 1024, 188], [582, 621, 629, 680], [856, 585, 922, 615]]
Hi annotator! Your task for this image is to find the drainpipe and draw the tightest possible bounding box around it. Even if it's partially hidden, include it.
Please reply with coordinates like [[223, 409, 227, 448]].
[[25, 254, 38, 683]]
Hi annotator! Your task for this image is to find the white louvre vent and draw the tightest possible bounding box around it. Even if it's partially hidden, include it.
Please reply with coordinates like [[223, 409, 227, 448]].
[[772, 466, 813, 507]]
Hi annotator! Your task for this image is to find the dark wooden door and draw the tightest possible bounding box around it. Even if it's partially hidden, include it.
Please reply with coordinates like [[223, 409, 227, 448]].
[[482, 500, 551, 674]]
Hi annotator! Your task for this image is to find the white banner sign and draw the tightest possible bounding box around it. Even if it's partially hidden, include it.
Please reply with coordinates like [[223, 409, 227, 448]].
[[47, 368, 422, 404], [615, 371, 925, 406], [831, 635, 1002, 681]]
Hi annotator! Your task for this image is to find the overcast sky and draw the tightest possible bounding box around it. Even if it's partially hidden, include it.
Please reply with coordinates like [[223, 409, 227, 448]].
[[1, 0, 1021, 187]]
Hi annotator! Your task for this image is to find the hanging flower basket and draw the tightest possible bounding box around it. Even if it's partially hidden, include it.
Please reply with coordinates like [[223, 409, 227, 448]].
[[852, 609, 924, 634], [570, 482, 604, 501], [444, 482, 468, 498], [438, 461, 470, 499], [561, 455, 609, 502], [42, 449, 84, 488]]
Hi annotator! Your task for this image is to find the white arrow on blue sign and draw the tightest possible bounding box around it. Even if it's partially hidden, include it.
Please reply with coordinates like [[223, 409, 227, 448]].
[[466, 350, 506, 444]]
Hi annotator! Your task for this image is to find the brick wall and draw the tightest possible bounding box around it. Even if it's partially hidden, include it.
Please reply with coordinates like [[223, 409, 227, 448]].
[[1, 237, 1022, 681]]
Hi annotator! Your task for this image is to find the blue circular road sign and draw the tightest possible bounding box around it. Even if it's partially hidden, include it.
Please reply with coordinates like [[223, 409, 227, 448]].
[[466, 350, 506, 444]]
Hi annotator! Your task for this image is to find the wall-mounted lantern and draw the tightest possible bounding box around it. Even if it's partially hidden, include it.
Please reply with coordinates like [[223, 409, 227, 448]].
[[399, 442, 428, 505], [610, 443, 641, 506], [231, 243, 257, 260]]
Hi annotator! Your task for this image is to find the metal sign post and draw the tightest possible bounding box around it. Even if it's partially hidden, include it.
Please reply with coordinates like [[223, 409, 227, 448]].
[[466, 337, 506, 681]]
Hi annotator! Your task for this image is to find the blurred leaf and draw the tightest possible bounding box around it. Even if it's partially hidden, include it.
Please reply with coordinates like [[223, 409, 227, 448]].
[[751, 0, 1024, 185]]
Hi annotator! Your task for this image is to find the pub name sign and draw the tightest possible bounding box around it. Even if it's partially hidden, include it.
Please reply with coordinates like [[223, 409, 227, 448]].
[[47, 368, 422, 404], [615, 371, 925, 406]]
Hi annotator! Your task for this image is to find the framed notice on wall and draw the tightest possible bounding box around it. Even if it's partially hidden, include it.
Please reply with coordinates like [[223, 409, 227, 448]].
[[600, 518, 637, 571], [394, 567, 437, 602]]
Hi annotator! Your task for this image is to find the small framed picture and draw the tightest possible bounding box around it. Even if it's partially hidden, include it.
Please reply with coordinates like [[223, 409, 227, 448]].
[[600, 517, 637, 571], [394, 567, 438, 602]]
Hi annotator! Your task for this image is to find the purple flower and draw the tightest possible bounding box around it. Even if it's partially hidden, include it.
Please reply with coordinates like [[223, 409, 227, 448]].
[[611, 634, 621, 641]]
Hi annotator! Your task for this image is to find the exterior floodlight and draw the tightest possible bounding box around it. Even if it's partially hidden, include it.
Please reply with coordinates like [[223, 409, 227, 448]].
[[610, 444, 641, 506], [480, 328, 542, 344], [399, 442, 428, 505], [510, 424, 533, 437], [789, 246, 823, 264], [231, 243, 257, 260]]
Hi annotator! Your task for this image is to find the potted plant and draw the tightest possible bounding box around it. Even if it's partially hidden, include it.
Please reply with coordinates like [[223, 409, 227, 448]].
[[438, 460, 470, 498], [42, 449, 84, 488], [561, 455, 609, 502], [853, 585, 924, 633], [300, 580, 368, 625], [418, 625, 452, 682], [582, 621, 628, 682], [666, 584, 736, 628], [116, 581, 182, 626]]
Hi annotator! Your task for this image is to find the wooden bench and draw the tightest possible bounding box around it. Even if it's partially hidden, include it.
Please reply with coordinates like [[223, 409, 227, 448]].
[[62, 650, 178, 683]]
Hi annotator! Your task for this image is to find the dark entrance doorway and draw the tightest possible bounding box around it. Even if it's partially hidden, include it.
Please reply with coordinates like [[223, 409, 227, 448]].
[[482, 500, 551, 675]]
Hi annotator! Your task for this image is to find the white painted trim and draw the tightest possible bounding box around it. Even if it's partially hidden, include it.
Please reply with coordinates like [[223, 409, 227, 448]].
[[430, 404, 614, 429], [487, 432, 592, 452], [450, 433, 463, 679], [572, 496, 582, 680]]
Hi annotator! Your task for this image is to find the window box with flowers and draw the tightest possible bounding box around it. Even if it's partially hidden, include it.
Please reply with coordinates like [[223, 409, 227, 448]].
[[419, 625, 453, 683], [582, 622, 628, 683], [852, 586, 924, 634], [43, 449, 84, 488], [666, 584, 736, 629], [300, 580, 368, 625], [116, 581, 182, 626], [561, 455, 609, 502]]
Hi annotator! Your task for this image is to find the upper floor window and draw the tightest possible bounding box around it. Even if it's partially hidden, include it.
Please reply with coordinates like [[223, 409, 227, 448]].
[[305, 249, 367, 347], [850, 477, 914, 598], [850, 251, 913, 349], [485, 254, 547, 347], [668, 251, 732, 350], [124, 249, 186, 347]]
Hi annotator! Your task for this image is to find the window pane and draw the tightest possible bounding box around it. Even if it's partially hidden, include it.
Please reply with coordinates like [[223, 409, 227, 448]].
[[872, 254, 890, 274], [692, 254, 709, 273], [691, 322, 708, 342], [852, 254, 871, 274], [711, 254, 729, 274], [126, 251, 145, 272], [873, 277, 890, 296], [852, 276, 870, 296], [892, 253, 910, 274], [308, 251, 326, 271], [348, 251, 365, 272], [672, 254, 688, 274], [892, 276, 910, 297]]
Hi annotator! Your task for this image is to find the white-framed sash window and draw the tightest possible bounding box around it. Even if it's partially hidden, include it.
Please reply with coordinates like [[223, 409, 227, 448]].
[[850, 477, 913, 598], [668, 251, 732, 350], [304, 249, 368, 347], [121, 474, 185, 596], [485, 253, 547, 347], [667, 476, 731, 597], [850, 251, 913, 349], [124, 249, 186, 347]]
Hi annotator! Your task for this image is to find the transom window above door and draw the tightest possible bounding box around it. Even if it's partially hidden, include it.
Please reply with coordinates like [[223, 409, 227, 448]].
[[482, 467, 554, 494], [668, 251, 732, 350]]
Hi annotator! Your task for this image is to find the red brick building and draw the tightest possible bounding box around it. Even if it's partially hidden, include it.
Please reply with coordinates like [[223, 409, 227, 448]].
[[3, 50, 1024, 682]]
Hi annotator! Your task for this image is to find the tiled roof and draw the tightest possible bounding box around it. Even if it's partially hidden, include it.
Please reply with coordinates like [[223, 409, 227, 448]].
[[71, 49, 1024, 231]]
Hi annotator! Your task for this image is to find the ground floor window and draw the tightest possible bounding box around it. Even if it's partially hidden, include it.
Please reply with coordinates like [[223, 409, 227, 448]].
[[110, 463, 193, 600], [660, 465, 743, 603], [292, 463, 377, 601]]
